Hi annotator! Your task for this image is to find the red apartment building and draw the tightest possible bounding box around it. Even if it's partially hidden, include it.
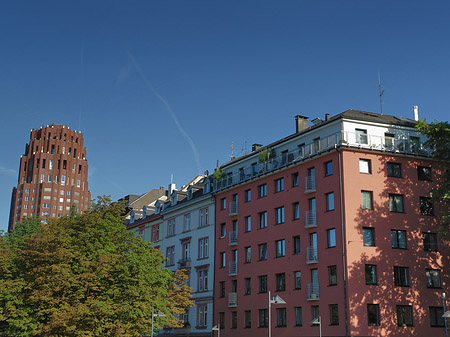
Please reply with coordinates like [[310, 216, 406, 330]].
[[213, 110, 449, 337], [9, 124, 91, 230]]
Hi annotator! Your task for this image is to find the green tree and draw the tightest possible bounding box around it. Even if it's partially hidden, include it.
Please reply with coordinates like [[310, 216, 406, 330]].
[[0, 197, 193, 337], [417, 119, 450, 235]]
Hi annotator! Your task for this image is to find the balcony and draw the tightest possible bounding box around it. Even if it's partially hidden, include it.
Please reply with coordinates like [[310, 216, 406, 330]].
[[211, 129, 432, 193], [305, 176, 316, 193], [229, 201, 238, 216], [307, 282, 320, 300], [228, 261, 238, 276], [305, 210, 317, 228], [228, 292, 238, 307], [306, 246, 318, 264], [178, 258, 191, 269], [228, 231, 238, 246]]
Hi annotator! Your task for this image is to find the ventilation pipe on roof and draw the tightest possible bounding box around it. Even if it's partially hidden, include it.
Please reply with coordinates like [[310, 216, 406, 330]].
[[413, 105, 419, 121], [295, 115, 309, 133], [325, 113, 330, 121]]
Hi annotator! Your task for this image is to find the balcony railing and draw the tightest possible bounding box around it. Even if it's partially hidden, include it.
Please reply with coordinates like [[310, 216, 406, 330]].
[[229, 201, 238, 216], [228, 231, 238, 246], [306, 246, 318, 264], [307, 282, 320, 300], [211, 130, 432, 193], [178, 258, 191, 269], [228, 292, 238, 307], [305, 210, 317, 228], [228, 261, 238, 276], [305, 176, 316, 193]]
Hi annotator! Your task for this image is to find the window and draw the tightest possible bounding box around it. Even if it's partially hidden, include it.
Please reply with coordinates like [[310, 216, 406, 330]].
[[231, 311, 237, 329], [387, 162, 402, 177], [245, 189, 251, 202], [356, 128, 368, 144], [219, 312, 225, 329], [394, 266, 410, 287], [420, 197, 434, 216], [275, 178, 284, 192], [327, 228, 336, 248], [245, 246, 251, 263], [329, 304, 339, 325], [389, 194, 404, 213], [311, 305, 320, 321], [245, 278, 251, 295], [275, 273, 286, 291], [275, 207, 285, 224], [423, 233, 438, 252], [259, 211, 267, 229], [426, 269, 441, 288], [367, 304, 380, 326], [184, 213, 191, 231], [396, 305, 413, 326], [199, 207, 209, 226], [259, 275, 268, 293], [328, 265, 337, 286], [220, 252, 226, 268], [259, 243, 267, 261], [197, 304, 207, 327], [292, 172, 299, 187], [244, 310, 251, 328], [219, 281, 225, 298], [221, 198, 226, 210], [166, 246, 175, 266], [430, 307, 445, 327], [418, 166, 432, 181], [361, 191, 373, 210], [359, 159, 371, 174], [259, 309, 268, 327], [197, 268, 208, 292], [198, 237, 209, 259], [363, 228, 375, 247], [324, 161, 333, 176], [365, 265, 377, 285], [276, 308, 286, 327], [220, 223, 226, 238], [245, 216, 251, 232], [293, 202, 300, 220], [391, 230, 407, 249], [294, 271, 301, 289], [182, 241, 190, 261], [293, 235, 301, 254], [258, 184, 267, 198], [326, 192, 335, 211], [167, 218, 175, 237], [295, 307, 302, 326], [276, 239, 285, 257]]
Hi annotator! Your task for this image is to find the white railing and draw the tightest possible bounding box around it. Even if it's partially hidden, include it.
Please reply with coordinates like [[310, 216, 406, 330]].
[[305, 210, 316, 228], [229, 201, 238, 216], [228, 261, 238, 276], [307, 282, 320, 300], [306, 246, 318, 264], [305, 176, 316, 193], [228, 292, 238, 307], [228, 231, 238, 246]]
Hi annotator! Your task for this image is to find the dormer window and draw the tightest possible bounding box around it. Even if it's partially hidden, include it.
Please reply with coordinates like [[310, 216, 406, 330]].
[[130, 210, 135, 224], [171, 192, 177, 206], [188, 188, 193, 200], [203, 178, 210, 194], [142, 206, 147, 219], [155, 201, 161, 215]]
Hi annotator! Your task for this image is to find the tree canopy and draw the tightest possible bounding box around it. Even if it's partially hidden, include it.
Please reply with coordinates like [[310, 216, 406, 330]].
[[417, 119, 450, 235], [0, 197, 193, 337]]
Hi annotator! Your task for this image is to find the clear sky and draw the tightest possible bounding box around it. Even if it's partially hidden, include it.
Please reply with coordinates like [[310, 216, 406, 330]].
[[1, 0, 449, 232]]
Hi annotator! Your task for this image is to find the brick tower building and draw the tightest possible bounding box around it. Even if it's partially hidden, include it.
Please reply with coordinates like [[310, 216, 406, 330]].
[[8, 124, 91, 231]]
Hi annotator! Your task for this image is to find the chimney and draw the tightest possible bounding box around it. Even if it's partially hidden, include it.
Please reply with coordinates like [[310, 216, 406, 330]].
[[325, 113, 330, 121], [252, 144, 263, 152], [295, 115, 309, 133], [413, 105, 419, 121]]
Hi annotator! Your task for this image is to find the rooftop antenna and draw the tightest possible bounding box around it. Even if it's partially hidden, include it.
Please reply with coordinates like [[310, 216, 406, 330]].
[[378, 72, 384, 114], [229, 142, 236, 160], [242, 140, 247, 154]]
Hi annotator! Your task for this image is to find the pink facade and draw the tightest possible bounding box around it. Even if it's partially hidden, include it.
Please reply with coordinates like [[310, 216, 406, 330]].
[[213, 147, 448, 336]]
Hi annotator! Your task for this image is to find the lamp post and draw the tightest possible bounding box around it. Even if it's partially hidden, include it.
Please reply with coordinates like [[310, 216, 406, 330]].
[[311, 316, 322, 337], [151, 308, 165, 337], [268, 291, 286, 337], [212, 324, 220, 337], [443, 292, 449, 337]]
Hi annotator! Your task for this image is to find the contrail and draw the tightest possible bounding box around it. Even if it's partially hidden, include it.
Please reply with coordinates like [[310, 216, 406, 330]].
[[127, 52, 202, 174]]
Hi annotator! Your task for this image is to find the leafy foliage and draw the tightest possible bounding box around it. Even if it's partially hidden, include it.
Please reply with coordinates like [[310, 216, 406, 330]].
[[0, 197, 193, 337], [417, 119, 450, 235]]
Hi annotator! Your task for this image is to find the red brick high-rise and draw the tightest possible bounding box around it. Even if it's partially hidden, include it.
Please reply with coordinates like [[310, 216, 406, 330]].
[[8, 124, 91, 231]]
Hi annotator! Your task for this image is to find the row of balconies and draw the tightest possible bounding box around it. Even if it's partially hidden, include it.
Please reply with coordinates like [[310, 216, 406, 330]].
[[227, 282, 320, 307]]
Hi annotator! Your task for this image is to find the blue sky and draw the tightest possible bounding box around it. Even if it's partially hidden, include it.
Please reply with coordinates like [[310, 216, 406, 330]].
[[1, 0, 449, 232]]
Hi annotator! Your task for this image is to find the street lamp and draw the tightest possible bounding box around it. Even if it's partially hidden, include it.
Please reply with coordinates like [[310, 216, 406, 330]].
[[268, 291, 286, 337], [311, 316, 322, 337], [151, 308, 165, 337], [212, 324, 220, 337], [443, 292, 449, 337]]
